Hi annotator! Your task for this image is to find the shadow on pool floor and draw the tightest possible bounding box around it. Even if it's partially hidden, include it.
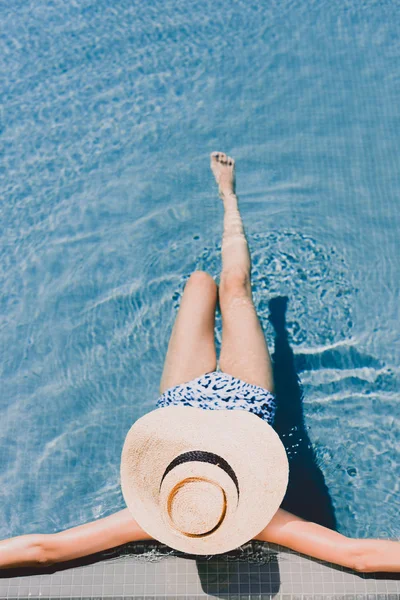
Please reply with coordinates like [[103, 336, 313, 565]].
[[268, 294, 337, 530]]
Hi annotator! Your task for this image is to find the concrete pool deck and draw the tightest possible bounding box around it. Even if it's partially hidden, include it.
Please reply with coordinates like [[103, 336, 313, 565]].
[[1, 539, 399, 599]]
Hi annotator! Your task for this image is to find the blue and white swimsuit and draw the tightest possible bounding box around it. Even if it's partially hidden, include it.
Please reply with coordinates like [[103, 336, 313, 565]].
[[156, 368, 277, 425]]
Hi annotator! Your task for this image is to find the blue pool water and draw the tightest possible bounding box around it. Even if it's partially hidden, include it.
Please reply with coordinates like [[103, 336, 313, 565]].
[[1, 0, 399, 548]]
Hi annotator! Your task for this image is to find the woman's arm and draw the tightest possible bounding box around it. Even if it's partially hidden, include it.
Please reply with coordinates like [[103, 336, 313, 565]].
[[4, 506, 399, 573], [0, 509, 153, 569], [253, 508, 400, 573]]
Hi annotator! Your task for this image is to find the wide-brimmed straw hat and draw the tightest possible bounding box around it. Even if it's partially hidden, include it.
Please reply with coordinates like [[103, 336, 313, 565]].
[[120, 405, 289, 555]]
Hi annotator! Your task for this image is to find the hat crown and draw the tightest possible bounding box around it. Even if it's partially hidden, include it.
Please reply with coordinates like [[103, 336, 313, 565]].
[[167, 477, 226, 536]]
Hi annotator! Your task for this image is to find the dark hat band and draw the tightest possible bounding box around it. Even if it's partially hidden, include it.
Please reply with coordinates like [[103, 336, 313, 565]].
[[160, 450, 240, 498]]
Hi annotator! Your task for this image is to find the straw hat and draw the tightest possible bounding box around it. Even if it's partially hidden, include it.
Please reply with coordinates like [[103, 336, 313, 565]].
[[120, 405, 289, 555]]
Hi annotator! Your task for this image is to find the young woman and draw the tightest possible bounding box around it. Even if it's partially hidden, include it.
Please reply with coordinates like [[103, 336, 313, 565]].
[[1, 152, 399, 573]]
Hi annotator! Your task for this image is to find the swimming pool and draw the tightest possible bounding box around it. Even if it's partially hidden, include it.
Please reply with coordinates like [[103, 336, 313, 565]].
[[1, 0, 399, 562]]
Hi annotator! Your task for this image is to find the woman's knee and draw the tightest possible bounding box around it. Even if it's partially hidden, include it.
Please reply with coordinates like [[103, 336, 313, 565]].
[[186, 270, 217, 291], [220, 268, 251, 298]]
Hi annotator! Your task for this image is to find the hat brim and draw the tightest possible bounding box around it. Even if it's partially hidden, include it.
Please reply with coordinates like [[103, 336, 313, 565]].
[[120, 405, 289, 555]]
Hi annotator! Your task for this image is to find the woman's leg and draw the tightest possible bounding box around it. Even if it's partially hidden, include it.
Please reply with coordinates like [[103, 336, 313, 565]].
[[159, 271, 218, 395], [211, 151, 275, 393]]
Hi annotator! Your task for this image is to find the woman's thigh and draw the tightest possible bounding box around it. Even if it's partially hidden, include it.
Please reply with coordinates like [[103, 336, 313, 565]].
[[159, 271, 218, 395], [219, 271, 275, 393]]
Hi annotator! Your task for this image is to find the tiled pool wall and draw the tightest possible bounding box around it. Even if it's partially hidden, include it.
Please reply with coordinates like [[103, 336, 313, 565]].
[[1, 540, 399, 599]]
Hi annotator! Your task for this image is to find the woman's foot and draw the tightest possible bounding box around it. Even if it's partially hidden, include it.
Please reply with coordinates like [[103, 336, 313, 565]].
[[210, 151, 236, 197]]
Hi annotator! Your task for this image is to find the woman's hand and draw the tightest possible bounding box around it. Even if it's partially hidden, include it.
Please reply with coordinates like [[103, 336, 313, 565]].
[[0, 509, 153, 569], [253, 508, 400, 573]]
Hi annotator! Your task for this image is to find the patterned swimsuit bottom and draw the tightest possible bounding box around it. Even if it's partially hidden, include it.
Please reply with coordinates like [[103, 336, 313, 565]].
[[156, 368, 277, 425]]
